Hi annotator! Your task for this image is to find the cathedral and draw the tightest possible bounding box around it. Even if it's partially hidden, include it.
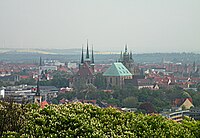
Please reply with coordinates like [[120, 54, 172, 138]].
[[118, 45, 140, 75], [72, 41, 95, 88]]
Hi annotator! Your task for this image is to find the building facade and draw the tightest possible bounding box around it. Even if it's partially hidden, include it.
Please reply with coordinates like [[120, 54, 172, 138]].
[[119, 45, 140, 75], [103, 62, 132, 88], [72, 41, 95, 88]]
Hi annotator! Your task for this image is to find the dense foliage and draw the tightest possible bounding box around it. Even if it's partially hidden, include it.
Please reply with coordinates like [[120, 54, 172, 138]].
[[0, 99, 27, 136], [14, 70, 70, 88], [53, 86, 200, 113], [1, 102, 200, 137]]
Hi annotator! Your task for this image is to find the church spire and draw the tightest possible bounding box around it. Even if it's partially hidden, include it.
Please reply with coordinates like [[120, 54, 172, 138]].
[[39, 57, 42, 66], [86, 40, 90, 59], [125, 44, 128, 53], [130, 51, 133, 60], [120, 51, 123, 61], [36, 78, 40, 96], [81, 46, 84, 64], [34, 77, 42, 104], [91, 45, 94, 64]]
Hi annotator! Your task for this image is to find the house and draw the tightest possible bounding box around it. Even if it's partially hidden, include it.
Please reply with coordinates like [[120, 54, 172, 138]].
[[180, 98, 194, 110], [137, 79, 159, 90], [173, 92, 194, 110], [0, 88, 5, 98], [124, 75, 158, 90], [4, 85, 34, 103]]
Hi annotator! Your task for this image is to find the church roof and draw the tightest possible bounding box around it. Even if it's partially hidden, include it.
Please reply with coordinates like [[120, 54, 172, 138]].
[[103, 62, 132, 77], [76, 62, 94, 77]]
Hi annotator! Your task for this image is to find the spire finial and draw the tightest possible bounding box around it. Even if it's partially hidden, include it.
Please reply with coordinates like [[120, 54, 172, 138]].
[[86, 39, 90, 59], [39, 57, 42, 66], [91, 45, 94, 64], [36, 77, 40, 96], [130, 51, 133, 60], [81, 46, 84, 63], [125, 44, 128, 52]]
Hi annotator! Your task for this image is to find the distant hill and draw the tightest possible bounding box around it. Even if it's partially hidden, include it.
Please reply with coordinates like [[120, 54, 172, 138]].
[[0, 48, 81, 55], [0, 48, 121, 55], [0, 48, 200, 64]]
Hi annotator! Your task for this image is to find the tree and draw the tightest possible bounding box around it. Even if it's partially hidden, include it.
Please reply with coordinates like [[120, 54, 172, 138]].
[[80, 84, 97, 100], [50, 77, 69, 88], [2, 103, 198, 137], [122, 96, 138, 108], [15, 78, 36, 85], [139, 102, 155, 113], [197, 83, 200, 92], [0, 98, 27, 136], [94, 73, 106, 89]]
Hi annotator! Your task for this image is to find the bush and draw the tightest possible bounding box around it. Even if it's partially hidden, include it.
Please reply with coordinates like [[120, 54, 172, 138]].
[[1, 102, 199, 137], [0, 99, 26, 136]]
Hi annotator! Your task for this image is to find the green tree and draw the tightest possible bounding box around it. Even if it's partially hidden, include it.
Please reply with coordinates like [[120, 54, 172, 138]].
[[50, 77, 69, 88], [15, 78, 36, 85], [2, 103, 198, 137], [0, 98, 27, 137], [197, 83, 200, 92], [122, 96, 138, 108], [94, 73, 106, 89]]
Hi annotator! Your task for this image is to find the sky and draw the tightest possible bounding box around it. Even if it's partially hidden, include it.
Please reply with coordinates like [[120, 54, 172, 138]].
[[0, 0, 200, 53]]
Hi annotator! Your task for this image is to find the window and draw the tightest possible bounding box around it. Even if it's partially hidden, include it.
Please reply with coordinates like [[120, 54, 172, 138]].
[[110, 78, 112, 83]]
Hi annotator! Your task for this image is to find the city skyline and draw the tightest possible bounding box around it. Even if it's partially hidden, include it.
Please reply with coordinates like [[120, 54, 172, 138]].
[[0, 0, 200, 53]]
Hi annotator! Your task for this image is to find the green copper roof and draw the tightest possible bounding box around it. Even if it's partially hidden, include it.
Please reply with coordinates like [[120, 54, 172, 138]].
[[103, 62, 132, 76]]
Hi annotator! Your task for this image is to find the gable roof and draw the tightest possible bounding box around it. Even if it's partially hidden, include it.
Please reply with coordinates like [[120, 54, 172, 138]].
[[180, 98, 194, 109], [103, 62, 132, 77]]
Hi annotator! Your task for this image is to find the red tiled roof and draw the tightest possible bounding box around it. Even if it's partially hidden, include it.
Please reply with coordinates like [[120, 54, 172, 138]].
[[41, 101, 49, 108], [20, 75, 30, 79]]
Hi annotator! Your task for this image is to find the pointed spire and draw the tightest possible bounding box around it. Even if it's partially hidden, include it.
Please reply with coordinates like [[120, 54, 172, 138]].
[[91, 45, 94, 64], [86, 40, 90, 59], [81, 46, 84, 63], [125, 44, 128, 53], [130, 51, 133, 60], [120, 51, 123, 61], [36, 78, 40, 96], [39, 57, 42, 66]]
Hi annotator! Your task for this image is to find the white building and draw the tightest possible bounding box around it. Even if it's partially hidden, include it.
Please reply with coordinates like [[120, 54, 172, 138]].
[[0, 88, 5, 98]]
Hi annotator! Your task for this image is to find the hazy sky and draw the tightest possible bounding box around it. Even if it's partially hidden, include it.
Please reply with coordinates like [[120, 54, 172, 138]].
[[0, 0, 200, 53]]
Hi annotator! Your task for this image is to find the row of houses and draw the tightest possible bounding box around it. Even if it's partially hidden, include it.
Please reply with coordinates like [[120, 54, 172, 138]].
[[0, 85, 58, 103], [68, 43, 200, 90]]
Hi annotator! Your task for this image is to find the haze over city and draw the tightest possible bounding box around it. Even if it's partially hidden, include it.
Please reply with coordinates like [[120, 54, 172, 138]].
[[0, 0, 200, 53]]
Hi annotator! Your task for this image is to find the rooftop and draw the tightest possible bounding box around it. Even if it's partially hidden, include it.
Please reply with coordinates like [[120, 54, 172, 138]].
[[103, 62, 132, 77]]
